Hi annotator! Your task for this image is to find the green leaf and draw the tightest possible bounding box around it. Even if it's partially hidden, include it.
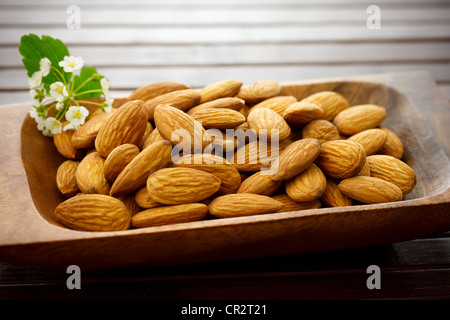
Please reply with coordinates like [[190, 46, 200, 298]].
[[73, 66, 104, 98], [18, 34, 71, 91]]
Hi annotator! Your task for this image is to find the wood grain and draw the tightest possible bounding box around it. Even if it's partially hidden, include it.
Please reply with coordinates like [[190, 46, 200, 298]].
[[0, 71, 449, 271]]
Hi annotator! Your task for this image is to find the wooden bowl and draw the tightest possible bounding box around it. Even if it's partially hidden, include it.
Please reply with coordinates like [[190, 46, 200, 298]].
[[1, 71, 449, 271]]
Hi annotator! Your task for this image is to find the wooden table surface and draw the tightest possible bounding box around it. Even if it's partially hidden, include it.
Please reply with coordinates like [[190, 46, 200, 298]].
[[1, 0, 450, 304]]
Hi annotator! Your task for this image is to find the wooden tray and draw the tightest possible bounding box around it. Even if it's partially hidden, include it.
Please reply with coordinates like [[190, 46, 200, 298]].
[[1, 71, 449, 271]]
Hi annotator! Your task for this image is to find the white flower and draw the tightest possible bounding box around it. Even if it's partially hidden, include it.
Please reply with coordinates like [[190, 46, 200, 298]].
[[44, 117, 62, 135], [58, 56, 84, 73], [29, 89, 38, 100], [50, 82, 69, 102], [101, 78, 111, 99], [64, 106, 89, 131], [29, 107, 40, 120], [55, 102, 64, 111], [103, 98, 114, 113], [28, 71, 43, 89], [39, 57, 51, 77]]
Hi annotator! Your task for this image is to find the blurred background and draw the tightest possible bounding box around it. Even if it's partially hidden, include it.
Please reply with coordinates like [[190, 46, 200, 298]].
[[0, 0, 449, 104]]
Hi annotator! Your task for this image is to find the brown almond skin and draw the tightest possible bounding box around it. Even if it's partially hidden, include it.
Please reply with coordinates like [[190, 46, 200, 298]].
[[142, 128, 167, 150], [283, 101, 324, 127], [76, 151, 111, 195], [301, 91, 350, 121], [237, 80, 281, 105], [252, 95, 297, 117], [104, 144, 140, 182], [247, 107, 291, 141], [147, 167, 221, 205], [208, 193, 284, 218], [199, 79, 243, 104], [333, 104, 387, 136], [191, 108, 246, 129], [338, 176, 403, 204], [135, 187, 165, 209], [131, 203, 208, 228], [315, 140, 366, 179], [154, 105, 211, 151], [378, 126, 404, 159], [285, 164, 327, 202], [55, 194, 130, 232], [172, 153, 241, 195], [54, 124, 85, 160], [95, 100, 147, 158], [110, 140, 172, 197], [127, 81, 189, 102], [56, 160, 81, 197], [237, 171, 284, 196], [271, 138, 321, 181], [320, 178, 352, 207], [143, 89, 201, 121], [347, 128, 388, 156], [302, 119, 341, 144], [229, 140, 277, 172], [187, 97, 245, 115], [272, 194, 322, 213], [72, 111, 113, 149], [366, 155, 416, 194]]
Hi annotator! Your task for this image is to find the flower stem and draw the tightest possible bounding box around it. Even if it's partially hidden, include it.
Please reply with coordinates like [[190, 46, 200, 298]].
[[51, 66, 67, 86], [75, 89, 103, 97], [73, 99, 104, 107], [72, 75, 97, 95]]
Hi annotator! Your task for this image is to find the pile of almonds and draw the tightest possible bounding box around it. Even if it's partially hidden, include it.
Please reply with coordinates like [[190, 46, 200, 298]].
[[53, 79, 416, 232]]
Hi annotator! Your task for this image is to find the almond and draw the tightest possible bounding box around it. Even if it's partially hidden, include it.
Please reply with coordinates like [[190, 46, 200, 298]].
[[54, 123, 85, 159], [366, 155, 416, 194], [135, 186, 165, 209], [56, 160, 81, 197], [247, 107, 291, 141], [347, 128, 387, 156], [301, 119, 341, 144], [208, 193, 283, 218], [95, 100, 148, 158], [187, 97, 245, 115], [191, 108, 246, 129], [172, 153, 241, 195], [147, 167, 221, 205], [271, 138, 321, 181], [237, 171, 284, 196], [378, 126, 404, 159], [283, 101, 324, 126], [228, 139, 278, 172], [127, 81, 189, 102], [320, 177, 352, 207], [137, 122, 153, 149], [76, 151, 111, 195], [72, 111, 113, 149], [315, 140, 366, 179], [333, 104, 387, 136], [104, 144, 140, 182], [54, 194, 130, 231], [131, 203, 208, 228], [271, 194, 322, 213], [154, 105, 211, 152], [301, 91, 350, 121], [141, 127, 167, 150], [117, 193, 142, 217], [338, 176, 403, 203], [110, 140, 172, 197], [357, 159, 371, 176], [199, 79, 243, 104], [237, 80, 281, 105], [252, 95, 297, 117], [285, 164, 327, 202], [143, 89, 201, 121]]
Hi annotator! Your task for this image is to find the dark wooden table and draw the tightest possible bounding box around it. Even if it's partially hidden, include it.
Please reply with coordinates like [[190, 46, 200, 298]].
[[1, 0, 449, 305]]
